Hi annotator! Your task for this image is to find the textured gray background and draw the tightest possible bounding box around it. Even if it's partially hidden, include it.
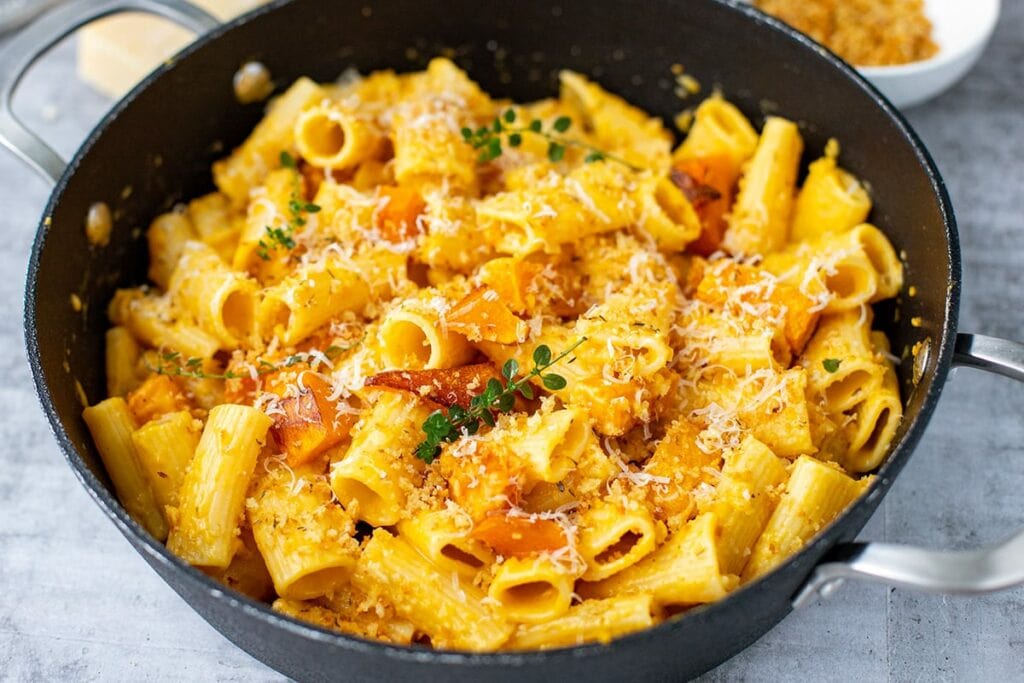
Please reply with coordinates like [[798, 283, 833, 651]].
[[0, 4, 1022, 681]]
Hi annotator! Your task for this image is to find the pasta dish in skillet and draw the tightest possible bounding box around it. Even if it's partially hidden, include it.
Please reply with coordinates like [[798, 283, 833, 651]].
[[82, 58, 902, 650]]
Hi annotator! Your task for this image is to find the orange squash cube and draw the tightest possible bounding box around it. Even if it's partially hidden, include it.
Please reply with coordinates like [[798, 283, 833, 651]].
[[271, 374, 357, 466], [470, 514, 569, 558], [446, 287, 528, 344], [127, 374, 191, 426], [374, 185, 426, 242]]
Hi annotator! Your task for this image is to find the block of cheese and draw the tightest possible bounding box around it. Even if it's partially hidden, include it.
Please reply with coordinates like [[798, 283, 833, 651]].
[[77, 0, 268, 98]]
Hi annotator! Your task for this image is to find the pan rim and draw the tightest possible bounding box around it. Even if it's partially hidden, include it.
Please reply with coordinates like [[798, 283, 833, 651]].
[[22, 0, 961, 666]]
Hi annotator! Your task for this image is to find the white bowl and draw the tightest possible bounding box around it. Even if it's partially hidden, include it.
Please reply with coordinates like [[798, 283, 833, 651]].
[[858, 0, 1001, 109]]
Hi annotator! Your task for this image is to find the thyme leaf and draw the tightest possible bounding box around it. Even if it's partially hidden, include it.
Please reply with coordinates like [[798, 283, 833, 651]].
[[415, 338, 587, 464], [464, 110, 641, 171], [150, 338, 362, 381], [257, 151, 321, 260]]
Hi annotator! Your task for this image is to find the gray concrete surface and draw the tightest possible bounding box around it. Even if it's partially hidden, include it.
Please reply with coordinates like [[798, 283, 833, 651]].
[[0, 4, 1021, 680]]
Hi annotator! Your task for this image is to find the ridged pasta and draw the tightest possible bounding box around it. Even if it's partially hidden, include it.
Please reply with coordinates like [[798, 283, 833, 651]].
[[723, 117, 803, 256], [294, 105, 383, 172], [674, 96, 759, 174], [487, 555, 577, 624], [249, 463, 360, 599], [167, 404, 273, 568], [743, 457, 871, 580], [581, 513, 738, 606], [82, 398, 168, 539], [353, 529, 512, 651], [329, 389, 432, 526], [169, 241, 258, 349], [791, 140, 872, 241], [507, 594, 654, 650]]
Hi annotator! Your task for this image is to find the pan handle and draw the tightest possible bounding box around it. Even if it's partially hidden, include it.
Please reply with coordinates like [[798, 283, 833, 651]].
[[793, 333, 1024, 608], [0, 0, 218, 185]]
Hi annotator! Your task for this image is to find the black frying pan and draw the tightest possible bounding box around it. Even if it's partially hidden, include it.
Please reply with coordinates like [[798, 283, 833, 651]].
[[3, 0, 1023, 680]]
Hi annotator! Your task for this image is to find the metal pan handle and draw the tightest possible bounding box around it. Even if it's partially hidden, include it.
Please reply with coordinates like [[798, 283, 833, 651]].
[[0, 0, 218, 185], [794, 333, 1024, 608]]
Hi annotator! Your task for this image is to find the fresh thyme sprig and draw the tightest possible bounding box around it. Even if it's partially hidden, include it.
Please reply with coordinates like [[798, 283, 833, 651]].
[[415, 338, 587, 464], [461, 109, 642, 172], [151, 340, 359, 381], [257, 151, 321, 260]]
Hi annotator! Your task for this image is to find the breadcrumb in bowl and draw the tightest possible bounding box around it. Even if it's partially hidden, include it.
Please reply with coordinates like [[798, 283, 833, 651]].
[[746, 0, 1001, 109], [754, 0, 938, 67]]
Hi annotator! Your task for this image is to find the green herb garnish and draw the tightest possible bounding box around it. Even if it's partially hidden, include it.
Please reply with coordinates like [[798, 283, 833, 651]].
[[415, 338, 587, 464], [151, 340, 359, 381], [257, 151, 321, 260], [461, 110, 640, 171], [822, 358, 842, 373], [279, 150, 298, 170]]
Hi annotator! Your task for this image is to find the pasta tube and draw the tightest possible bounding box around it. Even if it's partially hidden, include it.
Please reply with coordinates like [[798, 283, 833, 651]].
[[843, 336, 903, 473], [294, 105, 383, 171], [169, 241, 258, 349], [801, 310, 885, 413], [124, 295, 221, 360], [130, 410, 200, 512], [724, 116, 804, 256], [507, 595, 654, 650], [708, 436, 789, 576], [487, 556, 577, 624], [743, 456, 871, 580], [843, 223, 904, 301], [581, 513, 737, 606], [82, 398, 168, 540], [577, 498, 661, 581], [257, 255, 370, 346], [167, 404, 273, 568], [329, 390, 432, 526], [791, 141, 871, 241], [674, 96, 759, 175], [353, 529, 512, 650], [105, 326, 142, 397], [249, 463, 359, 599], [147, 211, 196, 289], [377, 299, 474, 370], [396, 509, 493, 580], [213, 77, 326, 206]]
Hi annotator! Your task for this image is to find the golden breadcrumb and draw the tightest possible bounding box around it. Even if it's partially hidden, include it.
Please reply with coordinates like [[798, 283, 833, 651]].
[[755, 0, 939, 66]]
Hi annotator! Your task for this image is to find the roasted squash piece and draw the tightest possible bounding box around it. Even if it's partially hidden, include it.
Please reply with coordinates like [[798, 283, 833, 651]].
[[439, 444, 523, 521], [775, 283, 821, 355], [365, 363, 502, 409], [127, 374, 191, 426], [446, 287, 528, 344], [693, 259, 818, 354], [477, 258, 545, 314], [674, 155, 735, 257], [471, 514, 569, 558], [643, 417, 722, 523], [271, 374, 357, 466], [374, 185, 426, 242]]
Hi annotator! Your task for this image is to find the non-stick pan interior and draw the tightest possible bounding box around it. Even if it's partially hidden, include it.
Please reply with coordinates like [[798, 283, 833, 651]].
[[25, 0, 957, 677]]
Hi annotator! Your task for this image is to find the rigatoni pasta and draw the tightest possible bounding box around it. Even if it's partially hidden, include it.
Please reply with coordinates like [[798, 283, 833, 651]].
[[82, 398, 168, 540], [130, 410, 200, 512], [354, 529, 513, 650], [294, 104, 384, 172], [248, 463, 359, 599], [723, 116, 803, 256], [85, 59, 904, 651], [167, 404, 272, 568]]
